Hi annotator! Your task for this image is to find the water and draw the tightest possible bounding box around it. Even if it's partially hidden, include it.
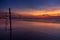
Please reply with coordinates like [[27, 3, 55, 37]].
[[0, 19, 60, 40]]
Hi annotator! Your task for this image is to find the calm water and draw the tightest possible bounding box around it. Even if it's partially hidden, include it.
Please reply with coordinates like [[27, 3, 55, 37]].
[[0, 19, 60, 40]]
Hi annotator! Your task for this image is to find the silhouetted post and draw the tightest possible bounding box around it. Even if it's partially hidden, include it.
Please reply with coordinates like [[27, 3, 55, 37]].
[[9, 8, 12, 40]]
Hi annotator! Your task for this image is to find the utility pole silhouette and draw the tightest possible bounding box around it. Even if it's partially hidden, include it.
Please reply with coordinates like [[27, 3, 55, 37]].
[[9, 8, 12, 40]]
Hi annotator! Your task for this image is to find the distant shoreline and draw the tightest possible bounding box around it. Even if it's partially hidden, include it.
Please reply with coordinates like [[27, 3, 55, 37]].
[[12, 18, 60, 24], [0, 18, 60, 24]]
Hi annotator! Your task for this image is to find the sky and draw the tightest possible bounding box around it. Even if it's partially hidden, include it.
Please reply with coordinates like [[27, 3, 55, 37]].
[[0, 0, 60, 16]]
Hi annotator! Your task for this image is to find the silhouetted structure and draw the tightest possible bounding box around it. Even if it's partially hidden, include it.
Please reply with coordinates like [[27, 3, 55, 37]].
[[9, 8, 12, 40]]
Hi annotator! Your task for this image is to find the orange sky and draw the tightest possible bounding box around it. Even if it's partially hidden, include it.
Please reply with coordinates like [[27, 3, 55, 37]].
[[14, 9, 60, 16]]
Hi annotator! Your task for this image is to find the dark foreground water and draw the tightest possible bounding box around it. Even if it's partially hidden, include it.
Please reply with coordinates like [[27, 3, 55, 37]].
[[0, 19, 60, 40]]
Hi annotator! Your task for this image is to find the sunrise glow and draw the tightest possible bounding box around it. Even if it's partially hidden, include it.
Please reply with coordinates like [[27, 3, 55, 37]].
[[15, 8, 60, 16]]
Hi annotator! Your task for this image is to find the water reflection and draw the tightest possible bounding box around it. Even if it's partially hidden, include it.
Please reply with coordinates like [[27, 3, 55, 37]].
[[0, 19, 60, 40], [11, 20, 60, 40], [12, 20, 60, 34]]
